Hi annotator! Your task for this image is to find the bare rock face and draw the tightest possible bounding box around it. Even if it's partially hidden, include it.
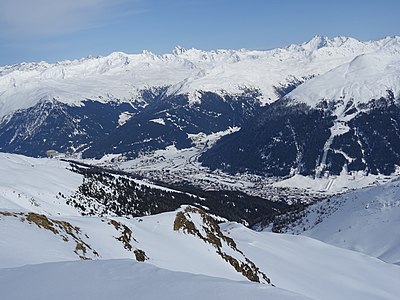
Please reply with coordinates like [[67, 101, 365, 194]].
[[173, 206, 270, 284]]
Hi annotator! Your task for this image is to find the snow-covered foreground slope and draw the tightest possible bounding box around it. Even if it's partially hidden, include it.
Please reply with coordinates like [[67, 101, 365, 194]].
[[0, 153, 82, 215], [282, 180, 400, 265], [1, 205, 400, 299], [0, 260, 310, 300], [226, 224, 400, 300], [0, 207, 269, 283], [0, 36, 398, 117]]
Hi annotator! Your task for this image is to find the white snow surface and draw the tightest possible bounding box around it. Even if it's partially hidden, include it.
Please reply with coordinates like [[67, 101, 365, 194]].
[[0, 208, 255, 281], [117, 111, 133, 126], [0, 152, 196, 216], [0, 152, 82, 215], [1, 207, 400, 300], [0, 36, 399, 117], [149, 117, 166, 125], [225, 223, 400, 300], [0, 259, 310, 300], [287, 37, 400, 106], [287, 179, 400, 265]]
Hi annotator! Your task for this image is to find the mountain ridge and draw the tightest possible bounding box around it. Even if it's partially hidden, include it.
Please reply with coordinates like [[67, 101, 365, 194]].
[[0, 35, 398, 118], [287, 47, 400, 108]]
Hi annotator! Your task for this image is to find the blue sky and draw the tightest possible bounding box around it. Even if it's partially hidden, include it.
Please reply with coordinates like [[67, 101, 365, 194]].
[[0, 0, 399, 65]]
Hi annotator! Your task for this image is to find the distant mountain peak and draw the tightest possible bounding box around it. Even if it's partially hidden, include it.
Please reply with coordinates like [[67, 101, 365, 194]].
[[304, 35, 331, 49], [173, 45, 187, 55]]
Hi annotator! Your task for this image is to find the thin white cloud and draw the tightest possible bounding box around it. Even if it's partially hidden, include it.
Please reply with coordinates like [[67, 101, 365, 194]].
[[0, 0, 141, 38]]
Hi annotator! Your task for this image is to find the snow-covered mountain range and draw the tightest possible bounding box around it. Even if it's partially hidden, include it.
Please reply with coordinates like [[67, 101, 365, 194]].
[[0, 35, 399, 118], [199, 37, 400, 177]]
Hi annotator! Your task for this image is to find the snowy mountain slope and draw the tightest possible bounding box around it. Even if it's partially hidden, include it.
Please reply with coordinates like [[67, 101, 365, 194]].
[[0, 153, 82, 215], [81, 89, 261, 159], [287, 43, 400, 107], [0, 206, 269, 283], [0, 36, 398, 118], [1, 206, 400, 300], [276, 179, 400, 265], [0, 260, 311, 300], [225, 223, 400, 300], [0, 88, 260, 158], [0, 152, 199, 217], [0, 99, 140, 157], [0, 211, 101, 268], [200, 40, 400, 177]]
